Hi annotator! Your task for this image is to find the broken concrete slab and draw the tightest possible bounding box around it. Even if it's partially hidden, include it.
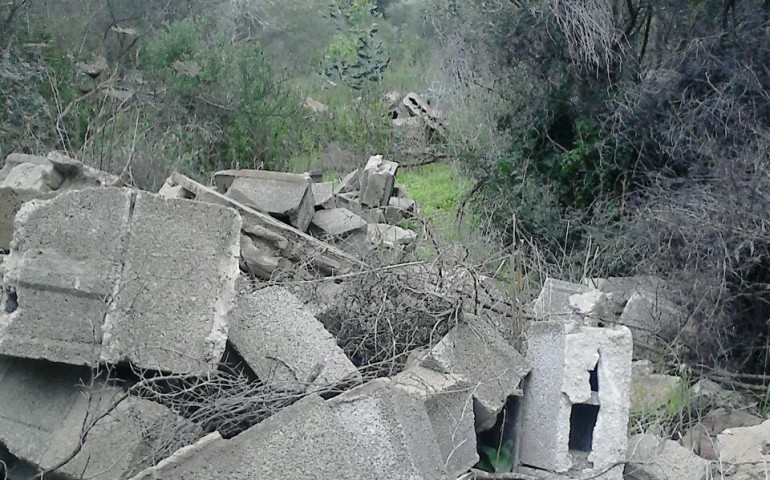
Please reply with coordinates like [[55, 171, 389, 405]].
[[225, 171, 315, 231], [0, 188, 133, 365], [619, 291, 686, 352], [423, 314, 530, 432], [329, 378, 447, 479], [0, 188, 57, 250], [392, 367, 478, 477], [101, 191, 241, 374], [367, 223, 417, 248], [626, 433, 709, 480], [716, 418, 770, 479], [46, 151, 123, 189], [384, 196, 416, 223], [360, 155, 398, 207], [583, 276, 668, 315], [518, 321, 632, 477], [631, 373, 682, 411], [312, 181, 336, 209], [239, 234, 289, 279], [227, 286, 360, 391], [168, 173, 362, 276], [682, 408, 764, 461], [532, 278, 594, 324], [0, 153, 52, 182], [0, 356, 193, 479], [334, 168, 361, 195], [131, 394, 377, 480], [336, 190, 362, 213], [310, 208, 367, 238], [0, 162, 62, 192]]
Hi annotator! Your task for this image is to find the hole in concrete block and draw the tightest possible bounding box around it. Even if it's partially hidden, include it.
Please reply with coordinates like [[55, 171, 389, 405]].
[[475, 395, 521, 473], [589, 364, 599, 392], [3, 289, 17, 314], [568, 403, 599, 453]]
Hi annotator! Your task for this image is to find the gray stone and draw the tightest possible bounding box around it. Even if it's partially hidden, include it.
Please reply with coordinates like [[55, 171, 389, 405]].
[[46, 151, 123, 189], [336, 191, 362, 213], [626, 434, 709, 480], [619, 291, 685, 351], [0, 187, 57, 250], [716, 418, 770, 479], [310, 208, 367, 238], [359, 207, 387, 224], [130, 394, 376, 480], [360, 155, 398, 207], [0, 162, 62, 192], [0, 153, 51, 182], [385, 196, 416, 223], [367, 223, 417, 248], [631, 373, 682, 411], [227, 286, 360, 391], [392, 367, 478, 477], [224, 171, 315, 231], [518, 321, 632, 477], [0, 188, 133, 365], [583, 276, 668, 315], [532, 278, 593, 323], [424, 314, 530, 432], [239, 234, 289, 280], [312, 181, 336, 209], [101, 192, 241, 374], [329, 378, 447, 479], [334, 168, 361, 195], [682, 408, 764, 461]]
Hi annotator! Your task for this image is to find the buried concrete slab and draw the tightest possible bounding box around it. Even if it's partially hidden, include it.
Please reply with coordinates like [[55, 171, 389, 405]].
[[224, 171, 315, 231], [227, 286, 360, 391], [329, 378, 448, 479], [101, 192, 241, 374], [626, 433, 709, 480], [423, 314, 530, 432], [310, 207, 367, 238], [130, 394, 377, 480], [0, 188, 133, 365]]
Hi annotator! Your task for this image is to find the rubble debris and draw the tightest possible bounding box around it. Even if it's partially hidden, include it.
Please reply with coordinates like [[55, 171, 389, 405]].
[[682, 407, 765, 461], [335, 190, 362, 213], [367, 223, 417, 249], [329, 378, 447, 479], [130, 394, 378, 480], [619, 291, 686, 354], [392, 366, 479, 477], [626, 433, 709, 480], [716, 418, 770, 478], [583, 275, 668, 315], [631, 372, 682, 411], [384, 196, 416, 223], [532, 278, 593, 323], [164, 173, 362, 276], [312, 181, 336, 209], [0, 356, 196, 479], [310, 208, 368, 238], [518, 320, 632, 478], [227, 286, 360, 391], [219, 170, 315, 231], [100, 191, 242, 374], [334, 168, 361, 195], [423, 314, 530, 432], [359, 155, 399, 207]]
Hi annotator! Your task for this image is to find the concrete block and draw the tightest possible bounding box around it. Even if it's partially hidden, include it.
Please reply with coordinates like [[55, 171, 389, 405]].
[[518, 321, 632, 477], [626, 434, 709, 480], [310, 208, 367, 238], [333, 168, 361, 195], [619, 291, 685, 351], [224, 171, 315, 231], [367, 223, 417, 248], [0, 188, 133, 365], [312, 181, 336, 209], [532, 277, 593, 323], [393, 367, 478, 477], [101, 192, 241, 374], [130, 394, 376, 480], [227, 286, 360, 391], [0, 187, 56, 250], [329, 378, 447, 479], [360, 155, 398, 207], [425, 314, 530, 431]]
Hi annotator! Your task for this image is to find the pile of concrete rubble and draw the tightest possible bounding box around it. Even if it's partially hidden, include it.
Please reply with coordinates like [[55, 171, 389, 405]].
[[0, 152, 767, 480]]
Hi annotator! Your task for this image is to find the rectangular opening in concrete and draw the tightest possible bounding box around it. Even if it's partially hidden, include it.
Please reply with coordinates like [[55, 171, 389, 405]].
[[568, 403, 599, 453], [589, 363, 599, 392]]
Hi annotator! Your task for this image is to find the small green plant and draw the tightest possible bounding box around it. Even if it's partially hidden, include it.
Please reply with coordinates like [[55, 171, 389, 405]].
[[476, 438, 514, 473]]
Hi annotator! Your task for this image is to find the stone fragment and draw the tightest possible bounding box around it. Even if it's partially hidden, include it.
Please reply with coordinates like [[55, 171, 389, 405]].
[[631, 373, 682, 411], [239, 234, 288, 280], [716, 418, 770, 479], [0, 188, 133, 365], [224, 171, 315, 231], [424, 314, 530, 431], [130, 395, 377, 480], [312, 181, 335, 209], [384, 196, 416, 223], [367, 223, 417, 248], [333, 168, 361, 195], [329, 378, 447, 479], [0, 153, 51, 182], [683, 407, 765, 461], [359, 207, 387, 224], [101, 192, 241, 374], [46, 151, 123, 189], [0, 188, 56, 250], [0, 162, 62, 192], [583, 275, 668, 314], [310, 208, 367, 238], [626, 434, 709, 480], [532, 277, 593, 323], [336, 191, 362, 213], [619, 291, 686, 352], [227, 286, 360, 391], [359, 155, 398, 207], [392, 367, 478, 477], [518, 321, 632, 478]]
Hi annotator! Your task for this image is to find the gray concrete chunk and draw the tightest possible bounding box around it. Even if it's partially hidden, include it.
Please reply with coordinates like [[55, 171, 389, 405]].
[[360, 155, 398, 207], [334, 168, 361, 195], [619, 291, 686, 351], [101, 192, 241, 374], [367, 223, 417, 248], [0, 188, 57, 250], [228, 286, 360, 390], [224, 171, 315, 231], [329, 378, 447, 479], [0, 188, 132, 365], [312, 181, 336, 209], [0, 162, 62, 192], [626, 433, 709, 480], [310, 208, 367, 238], [424, 314, 530, 431], [532, 277, 593, 323], [131, 394, 376, 480]]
